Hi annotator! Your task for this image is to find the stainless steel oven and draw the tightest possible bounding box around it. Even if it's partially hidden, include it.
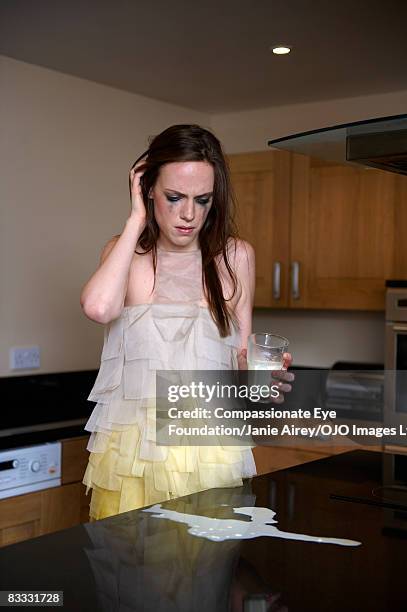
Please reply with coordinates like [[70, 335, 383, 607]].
[[385, 282, 407, 439], [0, 442, 61, 500]]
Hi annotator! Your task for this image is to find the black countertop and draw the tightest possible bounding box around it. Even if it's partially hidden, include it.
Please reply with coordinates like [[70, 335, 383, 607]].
[[1, 450, 406, 611]]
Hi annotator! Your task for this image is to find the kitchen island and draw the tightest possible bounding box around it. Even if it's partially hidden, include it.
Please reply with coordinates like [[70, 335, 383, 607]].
[[0, 450, 406, 611]]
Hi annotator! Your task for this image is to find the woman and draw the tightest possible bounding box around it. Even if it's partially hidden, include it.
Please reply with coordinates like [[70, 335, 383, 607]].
[[80, 124, 292, 521]]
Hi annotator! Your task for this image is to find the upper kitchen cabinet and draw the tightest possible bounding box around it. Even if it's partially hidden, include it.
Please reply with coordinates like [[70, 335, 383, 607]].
[[228, 151, 291, 307], [228, 150, 407, 310], [290, 154, 407, 310]]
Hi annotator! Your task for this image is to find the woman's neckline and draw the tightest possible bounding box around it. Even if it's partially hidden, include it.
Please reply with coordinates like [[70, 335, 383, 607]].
[[157, 247, 201, 253], [122, 302, 209, 310]]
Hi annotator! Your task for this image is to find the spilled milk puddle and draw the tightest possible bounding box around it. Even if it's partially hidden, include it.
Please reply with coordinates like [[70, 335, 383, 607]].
[[143, 504, 361, 546]]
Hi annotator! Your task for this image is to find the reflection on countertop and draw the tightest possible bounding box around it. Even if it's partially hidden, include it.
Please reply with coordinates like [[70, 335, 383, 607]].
[[0, 450, 407, 611]]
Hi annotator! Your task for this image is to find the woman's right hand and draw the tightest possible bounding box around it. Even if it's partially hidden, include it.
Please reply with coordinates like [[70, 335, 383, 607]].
[[129, 161, 148, 230], [237, 348, 248, 371]]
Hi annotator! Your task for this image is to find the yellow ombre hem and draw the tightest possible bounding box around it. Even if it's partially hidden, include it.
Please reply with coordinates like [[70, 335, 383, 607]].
[[83, 424, 254, 521]]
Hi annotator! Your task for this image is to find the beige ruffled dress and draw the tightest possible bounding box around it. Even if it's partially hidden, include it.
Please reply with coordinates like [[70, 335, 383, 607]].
[[82, 247, 257, 520]]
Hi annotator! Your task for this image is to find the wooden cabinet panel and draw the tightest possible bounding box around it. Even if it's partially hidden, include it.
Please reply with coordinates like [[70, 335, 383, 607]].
[[252, 441, 355, 476], [291, 154, 407, 310], [80, 484, 91, 524], [40, 483, 82, 534], [393, 176, 407, 278], [1, 521, 39, 547], [0, 491, 41, 531], [253, 445, 326, 475], [229, 150, 407, 310], [0, 482, 91, 548], [61, 436, 89, 485], [228, 151, 291, 307], [61, 436, 90, 522], [0, 483, 84, 547], [0, 492, 41, 547]]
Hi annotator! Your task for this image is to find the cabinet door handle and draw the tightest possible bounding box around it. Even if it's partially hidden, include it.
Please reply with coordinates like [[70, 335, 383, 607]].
[[269, 480, 277, 509], [291, 261, 300, 300], [287, 482, 296, 520], [272, 262, 281, 300]]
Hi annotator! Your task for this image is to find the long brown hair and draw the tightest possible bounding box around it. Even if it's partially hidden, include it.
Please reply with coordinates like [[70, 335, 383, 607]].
[[130, 124, 239, 337]]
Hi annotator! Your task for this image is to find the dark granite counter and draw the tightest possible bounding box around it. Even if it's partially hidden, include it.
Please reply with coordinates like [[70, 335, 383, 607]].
[[0, 450, 406, 611]]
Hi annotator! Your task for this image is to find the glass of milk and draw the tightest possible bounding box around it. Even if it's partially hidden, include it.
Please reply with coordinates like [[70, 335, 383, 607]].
[[247, 333, 289, 400]]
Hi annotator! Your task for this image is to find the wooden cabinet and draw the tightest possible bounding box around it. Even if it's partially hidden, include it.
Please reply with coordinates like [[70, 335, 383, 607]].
[[252, 443, 352, 476], [253, 445, 329, 475], [228, 150, 407, 310], [252, 440, 383, 476], [228, 151, 291, 307], [291, 154, 407, 310], [0, 483, 88, 548], [0, 490, 42, 547], [0, 436, 90, 548], [61, 436, 90, 485]]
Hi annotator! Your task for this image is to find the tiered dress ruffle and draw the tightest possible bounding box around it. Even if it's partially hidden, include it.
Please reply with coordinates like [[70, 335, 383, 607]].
[[82, 248, 257, 520]]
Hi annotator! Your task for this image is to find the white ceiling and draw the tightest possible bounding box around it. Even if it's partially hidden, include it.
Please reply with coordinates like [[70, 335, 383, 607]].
[[1, 0, 407, 114]]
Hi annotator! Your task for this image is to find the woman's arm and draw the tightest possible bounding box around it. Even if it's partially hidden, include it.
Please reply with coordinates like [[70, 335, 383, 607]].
[[80, 163, 147, 324], [232, 240, 294, 395], [232, 239, 256, 368], [80, 215, 144, 324]]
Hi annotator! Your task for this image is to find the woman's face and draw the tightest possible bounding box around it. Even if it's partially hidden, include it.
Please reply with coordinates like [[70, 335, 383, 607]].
[[150, 161, 214, 251]]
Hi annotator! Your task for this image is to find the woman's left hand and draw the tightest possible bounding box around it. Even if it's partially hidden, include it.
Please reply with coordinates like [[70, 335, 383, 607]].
[[237, 348, 249, 370], [271, 352, 295, 404], [237, 350, 295, 403]]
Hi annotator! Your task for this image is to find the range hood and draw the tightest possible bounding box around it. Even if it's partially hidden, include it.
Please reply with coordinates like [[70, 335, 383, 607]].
[[268, 114, 407, 175]]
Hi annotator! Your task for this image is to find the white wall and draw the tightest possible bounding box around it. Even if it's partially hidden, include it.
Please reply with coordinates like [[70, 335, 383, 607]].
[[211, 89, 407, 152], [253, 310, 384, 368], [0, 55, 208, 376]]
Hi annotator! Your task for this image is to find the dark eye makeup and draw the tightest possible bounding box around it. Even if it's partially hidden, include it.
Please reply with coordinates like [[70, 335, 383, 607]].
[[165, 194, 212, 206], [196, 197, 211, 205]]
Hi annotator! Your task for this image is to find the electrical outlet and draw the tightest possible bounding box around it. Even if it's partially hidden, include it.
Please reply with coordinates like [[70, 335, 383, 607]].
[[10, 346, 41, 370]]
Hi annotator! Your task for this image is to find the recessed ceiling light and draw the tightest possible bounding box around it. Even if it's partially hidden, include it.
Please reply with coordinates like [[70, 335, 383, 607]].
[[271, 45, 291, 55]]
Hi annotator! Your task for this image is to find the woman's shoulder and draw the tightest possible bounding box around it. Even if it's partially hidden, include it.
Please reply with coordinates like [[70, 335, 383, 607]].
[[223, 237, 255, 272], [100, 235, 151, 264]]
